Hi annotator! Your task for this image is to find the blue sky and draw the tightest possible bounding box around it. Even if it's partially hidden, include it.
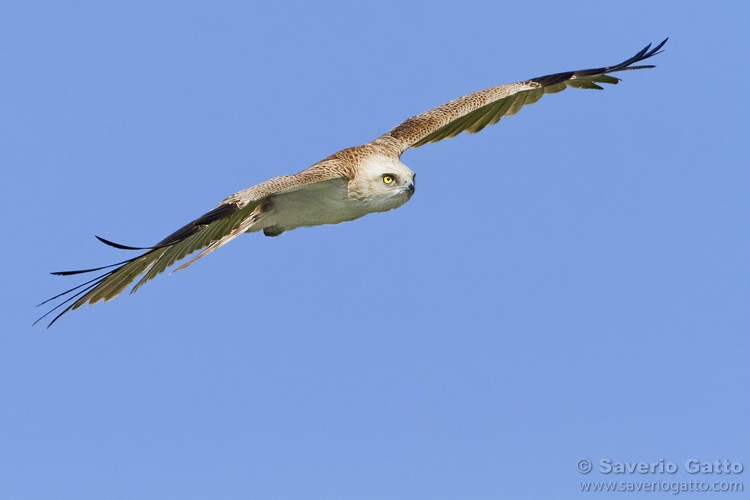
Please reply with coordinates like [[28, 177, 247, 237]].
[[2, 1, 749, 498]]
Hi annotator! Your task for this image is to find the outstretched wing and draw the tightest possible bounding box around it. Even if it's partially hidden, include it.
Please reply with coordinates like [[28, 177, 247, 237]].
[[35, 200, 261, 327], [380, 39, 667, 154], [36, 163, 351, 327]]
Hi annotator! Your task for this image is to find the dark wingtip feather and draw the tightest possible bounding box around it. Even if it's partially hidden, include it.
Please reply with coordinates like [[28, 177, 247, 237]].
[[96, 235, 154, 250], [34, 269, 114, 327], [531, 38, 668, 88], [37, 201, 244, 328], [649, 37, 669, 57], [50, 252, 154, 276], [531, 71, 575, 87], [37, 270, 114, 306], [604, 37, 668, 73]]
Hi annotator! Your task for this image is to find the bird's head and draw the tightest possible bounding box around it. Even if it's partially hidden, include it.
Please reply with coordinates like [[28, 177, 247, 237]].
[[349, 155, 415, 213]]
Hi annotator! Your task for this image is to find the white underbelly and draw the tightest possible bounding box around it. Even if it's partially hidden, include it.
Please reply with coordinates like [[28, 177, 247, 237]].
[[257, 178, 373, 231]]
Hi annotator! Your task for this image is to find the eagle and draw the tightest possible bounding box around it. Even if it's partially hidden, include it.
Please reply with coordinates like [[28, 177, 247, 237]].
[[37, 39, 667, 327]]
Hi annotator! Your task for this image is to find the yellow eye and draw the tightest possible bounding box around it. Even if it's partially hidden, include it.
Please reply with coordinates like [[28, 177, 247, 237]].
[[383, 175, 394, 184]]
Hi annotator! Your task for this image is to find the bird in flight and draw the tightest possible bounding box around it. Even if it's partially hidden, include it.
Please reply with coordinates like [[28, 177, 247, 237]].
[[37, 39, 667, 327]]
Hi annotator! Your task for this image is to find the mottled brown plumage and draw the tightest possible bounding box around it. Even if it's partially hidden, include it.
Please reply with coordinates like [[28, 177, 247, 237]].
[[37, 39, 667, 327]]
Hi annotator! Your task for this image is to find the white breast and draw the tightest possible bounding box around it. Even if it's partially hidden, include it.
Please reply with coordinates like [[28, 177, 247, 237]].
[[256, 178, 373, 232], [253, 154, 415, 235]]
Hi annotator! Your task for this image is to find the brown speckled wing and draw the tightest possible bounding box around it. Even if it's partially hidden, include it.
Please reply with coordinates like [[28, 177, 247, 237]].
[[225, 145, 371, 204], [35, 144, 379, 326], [380, 39, 667, 154]]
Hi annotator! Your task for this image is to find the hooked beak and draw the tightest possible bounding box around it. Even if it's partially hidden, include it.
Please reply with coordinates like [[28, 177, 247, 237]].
[[405, 177, 415, 194]]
